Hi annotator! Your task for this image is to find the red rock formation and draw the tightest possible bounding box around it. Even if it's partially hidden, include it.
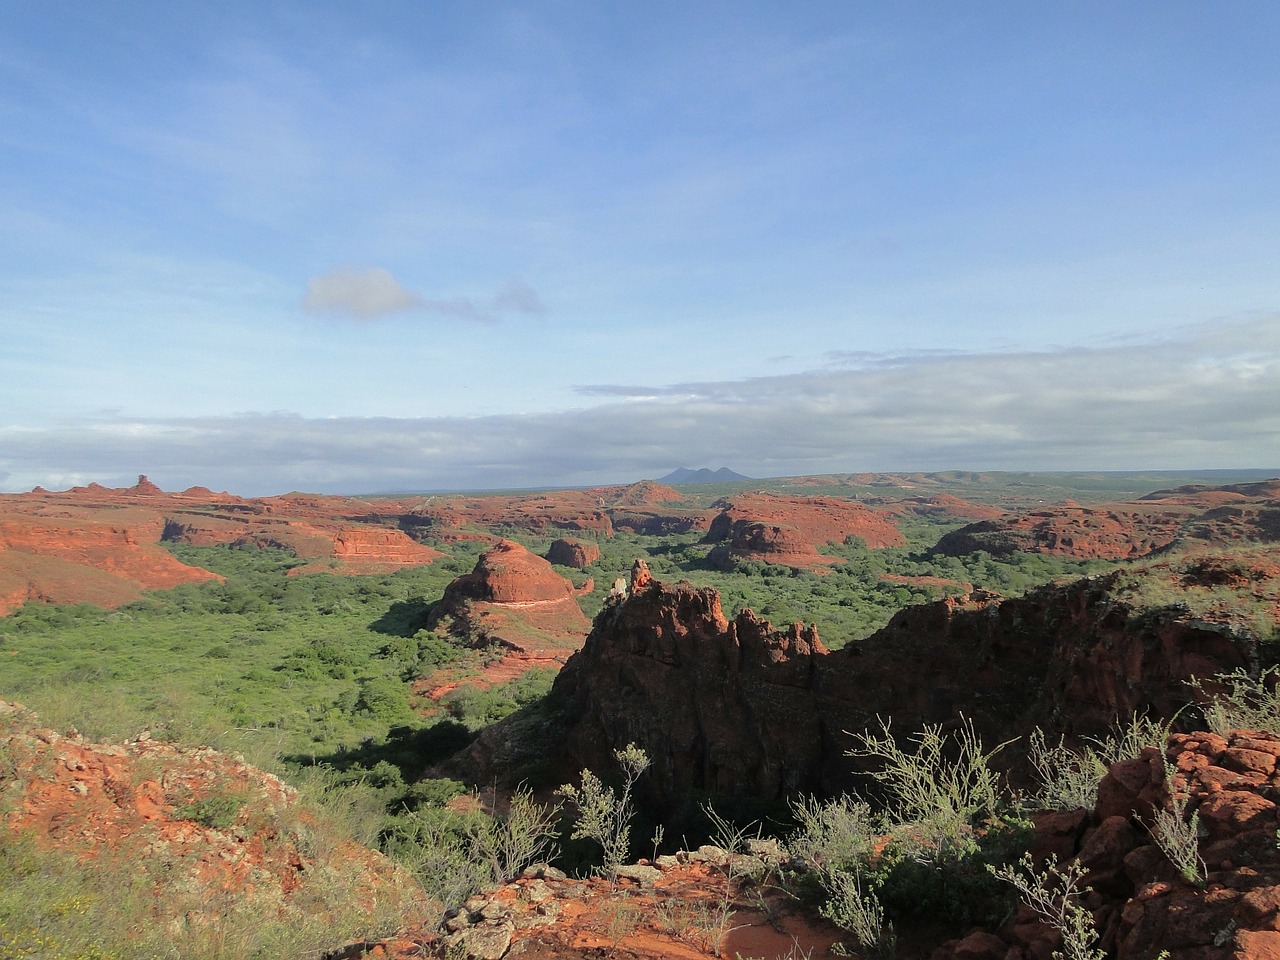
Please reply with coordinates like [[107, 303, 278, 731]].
[[325, 526, 443, 572], [453, 557, 1274, 808], [0, 700, 421, 934], [933, 509, 1189, 560], [933, 480, 1280, 561], [590, 480, 687, 507], [422, 541, 591, 696], [563, 581, 825, 803], [454, 561, 831, 806], [705, 493, 905, 570], [935, 730, 1280, 960], [0, 482, 446, 613], [415, 482, 715, 539], [814, 564, 1267, 767], [125, 474, 166, 497], [545, 537, 601, 569], [879, 493, 1005, 522], [0, 510, 222, 614], [437, 540, 585, 606], [425, 492, 617, 537]]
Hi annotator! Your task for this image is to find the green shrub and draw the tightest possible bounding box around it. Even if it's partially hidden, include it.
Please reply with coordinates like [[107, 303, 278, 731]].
[[1028, 714, 1172, 812], [558, 743, 650, 879], [357, 677, 414, 725], [989, 854, 1104, 960], [1190, 666, 1280, 735], [173, 791, 245, 830], [1147, 759, 1206, 886], [787, 793, 875, 871], [820, 867, 894, 958], [383, 787, 559, 926], [848, 716, 1010, 860], [471, 785, 561, 883], [440, 668, 557, 729], [790, 717, 1029, 950]]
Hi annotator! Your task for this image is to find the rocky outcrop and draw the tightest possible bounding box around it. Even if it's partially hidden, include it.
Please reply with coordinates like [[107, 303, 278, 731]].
[[935, 729, 1280, 960], [543, 561, 829, 808], [435, 540, 585, 608], [594, 480, 686, 507], [455, 561, 1273, 809], [881, 493, 1005, 522], [705, 493, 905, 570], [932, 509, 1188, 560], [0, 511, 222, 614], [328, 527, 443, 572], [426, 540, 590, 660], [125, 474, 166, 497], [0, 700, 421, 938], [417, 542, 592, 704], [814, 567, 1266, 762], [0, 482, 450, 613], [932, 480, 1280, 561], [545, 538, 601, 569], [422, 492, 617, 538], [341, 849, 844, 960]]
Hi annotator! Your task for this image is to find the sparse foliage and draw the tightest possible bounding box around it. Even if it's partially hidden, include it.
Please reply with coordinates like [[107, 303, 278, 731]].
[[1148, 760, 1206, 886], [471, 785, 561, 883], [1028, 713, 1172, 812], [787, 793, 875, 870], [989, 853, 1104, 960], [1190, 666, 1280, 735], [558, 743, 650, 879], [847, 716, 1010, 859], [382, 807, 493, 921], [384, 784, 560, 923], [820, 868, 894, 959]]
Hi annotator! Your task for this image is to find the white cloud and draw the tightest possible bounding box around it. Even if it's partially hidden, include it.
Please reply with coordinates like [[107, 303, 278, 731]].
[[301, 269, 546, 323], [2, 317, 1277, 496], [302, 267, 423, 320]]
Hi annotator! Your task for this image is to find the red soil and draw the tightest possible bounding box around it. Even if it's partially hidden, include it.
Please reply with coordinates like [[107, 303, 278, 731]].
[[0, 700, 417, 925]]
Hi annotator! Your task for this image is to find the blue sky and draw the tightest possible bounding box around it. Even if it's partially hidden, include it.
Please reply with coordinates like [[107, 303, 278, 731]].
[[2, 2, 1277, 494]]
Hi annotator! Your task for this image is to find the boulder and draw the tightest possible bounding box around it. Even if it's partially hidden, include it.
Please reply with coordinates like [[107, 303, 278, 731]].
[[545, 538, 601, 569]]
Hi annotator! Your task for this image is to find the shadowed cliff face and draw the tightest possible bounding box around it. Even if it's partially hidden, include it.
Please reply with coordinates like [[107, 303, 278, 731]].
[[813, 572, 1262, 790], [548, 561, 829, 808], [452, 560, 1272, 810]]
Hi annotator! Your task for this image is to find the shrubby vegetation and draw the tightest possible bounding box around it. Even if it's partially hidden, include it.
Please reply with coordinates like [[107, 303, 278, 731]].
[[0, 810, 417, 960], [558, 743, 651, 880], [6, 514, 1262, 956]]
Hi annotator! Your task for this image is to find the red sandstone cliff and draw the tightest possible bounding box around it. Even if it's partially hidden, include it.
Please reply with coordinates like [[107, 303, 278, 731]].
[[933, 481, 1280, 561], [0, 481, 448, 613], [0, 510, 222, 614], [705, 493, 905, 570], [452, 554, 1276, 809]]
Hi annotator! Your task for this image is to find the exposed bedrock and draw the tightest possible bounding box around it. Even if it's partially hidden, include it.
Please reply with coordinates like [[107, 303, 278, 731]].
[[453, 565, 1266, 812]]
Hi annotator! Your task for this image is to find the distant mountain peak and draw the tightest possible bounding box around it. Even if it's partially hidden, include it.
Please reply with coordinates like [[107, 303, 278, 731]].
[[658, 466, 751, 484]]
